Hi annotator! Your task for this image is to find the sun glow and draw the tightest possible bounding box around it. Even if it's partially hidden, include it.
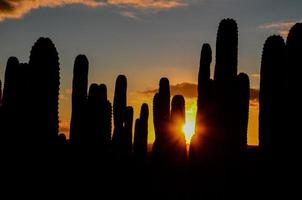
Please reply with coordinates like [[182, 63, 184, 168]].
[[183, 120, 195, 144]]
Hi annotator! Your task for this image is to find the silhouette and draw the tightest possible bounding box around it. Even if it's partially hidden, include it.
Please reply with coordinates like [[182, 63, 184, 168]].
[[285, 23, 302, 158], [152, 78, 187, 166], [29, 37, 60, 144], [112, 75, 134, 160], [0, 18, 300, 199], [259, 36, 285, 158], [69, 55, 89, 145], [133, 103, 149, 163]]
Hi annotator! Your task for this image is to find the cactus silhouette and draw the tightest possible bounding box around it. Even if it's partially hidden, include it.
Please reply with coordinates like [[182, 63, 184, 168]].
[[86, 83, 102, 144], [58, 133, 67, 145], [259, 36, 285, 156], [2, 57, 20, 108], [29, 37, 60, 144], [112, 75, 134, 159], [195, 43, 213, 137], [99, 84, 112, 148], [214, 18, 238, 81], [153, 77, 170, 142], [134, 103, 149, 162], [170, 95, 187, 164], [123, 106, 134, 158], [234, 73, 250, 153], [1, 57, 20, 141], [112, 75, 127, 146], [70, 55, 89, 144], [285, 23, 302, 155], [152, 77, 171, 160]]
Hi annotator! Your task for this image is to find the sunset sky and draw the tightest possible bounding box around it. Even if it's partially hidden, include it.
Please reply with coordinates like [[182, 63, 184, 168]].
[[0, 0, 301, 145]]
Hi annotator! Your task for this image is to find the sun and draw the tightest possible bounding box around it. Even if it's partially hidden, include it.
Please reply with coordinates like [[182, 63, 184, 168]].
[[182, 120, 195, 144]]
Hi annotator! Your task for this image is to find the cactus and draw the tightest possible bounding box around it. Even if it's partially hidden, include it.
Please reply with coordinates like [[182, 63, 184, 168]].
[[153, 77, 170, 141], [1, 57, 20, 140], [259, 36, 285, 156], [2, 57, 20, 108], [58, 133, 67, 145], [86, 83, 101, 144], [170, 95, 187, 163], [112, 75, 137, 159], [235, 73, 250, 153], [123, 106, 134, 157], [152, 78, 171, 157], [214, 18, 238, 81], [171, 95, 185, 126], [70, 55, 89, 144], [29, 37, 60, 144], [285, 23, 302, 155], [99, 84, 112, 148], [112, 75, 127, 146], [134, 103, 149, 162], [195, 43, 213, 135]]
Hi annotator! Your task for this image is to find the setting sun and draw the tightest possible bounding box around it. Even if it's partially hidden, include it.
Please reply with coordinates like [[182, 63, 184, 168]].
[[183, 120, 195, 144]]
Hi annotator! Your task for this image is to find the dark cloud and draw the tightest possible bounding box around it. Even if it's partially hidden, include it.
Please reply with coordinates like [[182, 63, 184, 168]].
[[142, 82, 197, 98]]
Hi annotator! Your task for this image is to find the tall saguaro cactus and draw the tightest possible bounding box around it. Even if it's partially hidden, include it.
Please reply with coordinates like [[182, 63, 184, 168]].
[[235, 73, 250, 153], [29, 37, 60, 144], [259, 36, 285, 156], [134, 103, 149, 162], [99, 84, 112, 148], [70, 55, 89, 144], [2, 57, 20, 108], [285, 23, 302, 155], [214, 18, 238, 81], [1, 57, 20, 141], [112, 75, 127, 145], [112, 75, 133, 159], [195, 43, 213, 136]]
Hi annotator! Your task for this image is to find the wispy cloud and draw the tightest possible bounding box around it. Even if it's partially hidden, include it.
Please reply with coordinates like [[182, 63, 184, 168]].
[[259, 20, 301, 38], [108, 0, 187, 9], [119, 10, 140, 20], [0, 0, 187, 21]]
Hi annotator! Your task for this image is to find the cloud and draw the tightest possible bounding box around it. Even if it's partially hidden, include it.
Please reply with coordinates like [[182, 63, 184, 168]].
[[259, 20, 301, 38], [0, 0, 187, 21], [142, 82, 197, 98], [107, 0, 187, 9], [0, 0, 104, 21], [142, 82, 260, 107], [119, 10, 140, 20]]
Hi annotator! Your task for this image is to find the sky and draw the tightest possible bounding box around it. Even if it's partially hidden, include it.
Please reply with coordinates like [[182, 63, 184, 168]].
[[0, 0, 301, 145]]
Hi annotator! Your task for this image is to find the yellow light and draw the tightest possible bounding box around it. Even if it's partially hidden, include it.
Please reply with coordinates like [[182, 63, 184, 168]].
[[183, 120, 195, 144]]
